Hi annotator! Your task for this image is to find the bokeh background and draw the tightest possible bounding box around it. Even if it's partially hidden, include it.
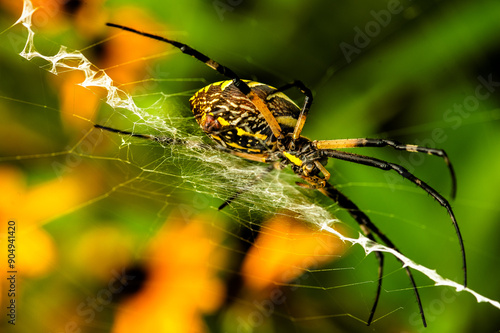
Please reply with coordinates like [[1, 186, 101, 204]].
[[0, 0, 499, 332]]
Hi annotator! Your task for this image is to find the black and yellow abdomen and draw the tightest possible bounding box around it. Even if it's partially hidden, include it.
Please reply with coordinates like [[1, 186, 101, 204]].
[[189, 80, 301, 153]]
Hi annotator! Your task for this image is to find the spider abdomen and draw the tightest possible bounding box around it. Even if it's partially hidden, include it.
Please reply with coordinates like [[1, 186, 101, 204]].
[[190, 80, 301, 153]]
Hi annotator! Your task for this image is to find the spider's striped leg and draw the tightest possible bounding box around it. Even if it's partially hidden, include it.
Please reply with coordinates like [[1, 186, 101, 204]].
[[314, 138, 457, 198], [318, 182, 425, 327], [322, 149, 467, 287], [106, 23, 241, 81], [106, 23, 284, 141], [267, 80, 313, 144]]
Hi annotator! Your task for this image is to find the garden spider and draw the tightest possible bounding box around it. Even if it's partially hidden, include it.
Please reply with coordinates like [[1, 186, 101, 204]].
[[96, 23, 467, 327]]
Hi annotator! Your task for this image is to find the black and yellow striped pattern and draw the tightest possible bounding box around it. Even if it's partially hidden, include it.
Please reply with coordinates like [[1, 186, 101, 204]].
[[190, 80, 300, 154]]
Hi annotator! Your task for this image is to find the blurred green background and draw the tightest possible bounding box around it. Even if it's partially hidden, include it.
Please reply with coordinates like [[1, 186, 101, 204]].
[[0, 0, 499, 332]]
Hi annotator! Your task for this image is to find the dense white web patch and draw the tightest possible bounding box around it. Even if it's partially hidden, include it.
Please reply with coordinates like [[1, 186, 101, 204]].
[[13, 0, 500, 319]]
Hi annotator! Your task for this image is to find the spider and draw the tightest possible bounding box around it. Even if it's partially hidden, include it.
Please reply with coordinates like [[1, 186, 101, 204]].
[[96, 23, 467, 327]]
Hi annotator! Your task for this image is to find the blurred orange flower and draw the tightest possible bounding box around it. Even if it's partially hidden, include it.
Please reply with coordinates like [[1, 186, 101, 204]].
[[0, 165, 103, 279], [53, 7, 169, 131], [112, 212, 227, 333], [241, 213, 347, 294]]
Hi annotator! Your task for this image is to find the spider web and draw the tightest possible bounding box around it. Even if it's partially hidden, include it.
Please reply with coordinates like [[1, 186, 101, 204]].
[[2, 1, 500, 332]]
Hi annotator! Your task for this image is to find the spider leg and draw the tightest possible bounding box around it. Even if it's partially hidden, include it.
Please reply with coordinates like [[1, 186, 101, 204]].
[[95, 124, 277, 209], [267, 80, 313, 144], [106, 23, 284, 141], [106, 23, 241, 84], [318, 182, 425, 327], [322, 149, 467, 287], [95, 124, 272, 164], [314, 138, 457, 198], [94, 124, 179, 144]]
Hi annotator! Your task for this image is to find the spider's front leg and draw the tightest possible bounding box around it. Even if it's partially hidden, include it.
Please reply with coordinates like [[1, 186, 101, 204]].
[[313, 138, 457, 198], [291, 153, 425, 326], [322, 149, 466, 287]]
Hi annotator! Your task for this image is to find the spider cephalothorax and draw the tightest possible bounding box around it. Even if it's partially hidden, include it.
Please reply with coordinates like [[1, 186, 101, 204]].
[[95, 23, 467, 327]]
